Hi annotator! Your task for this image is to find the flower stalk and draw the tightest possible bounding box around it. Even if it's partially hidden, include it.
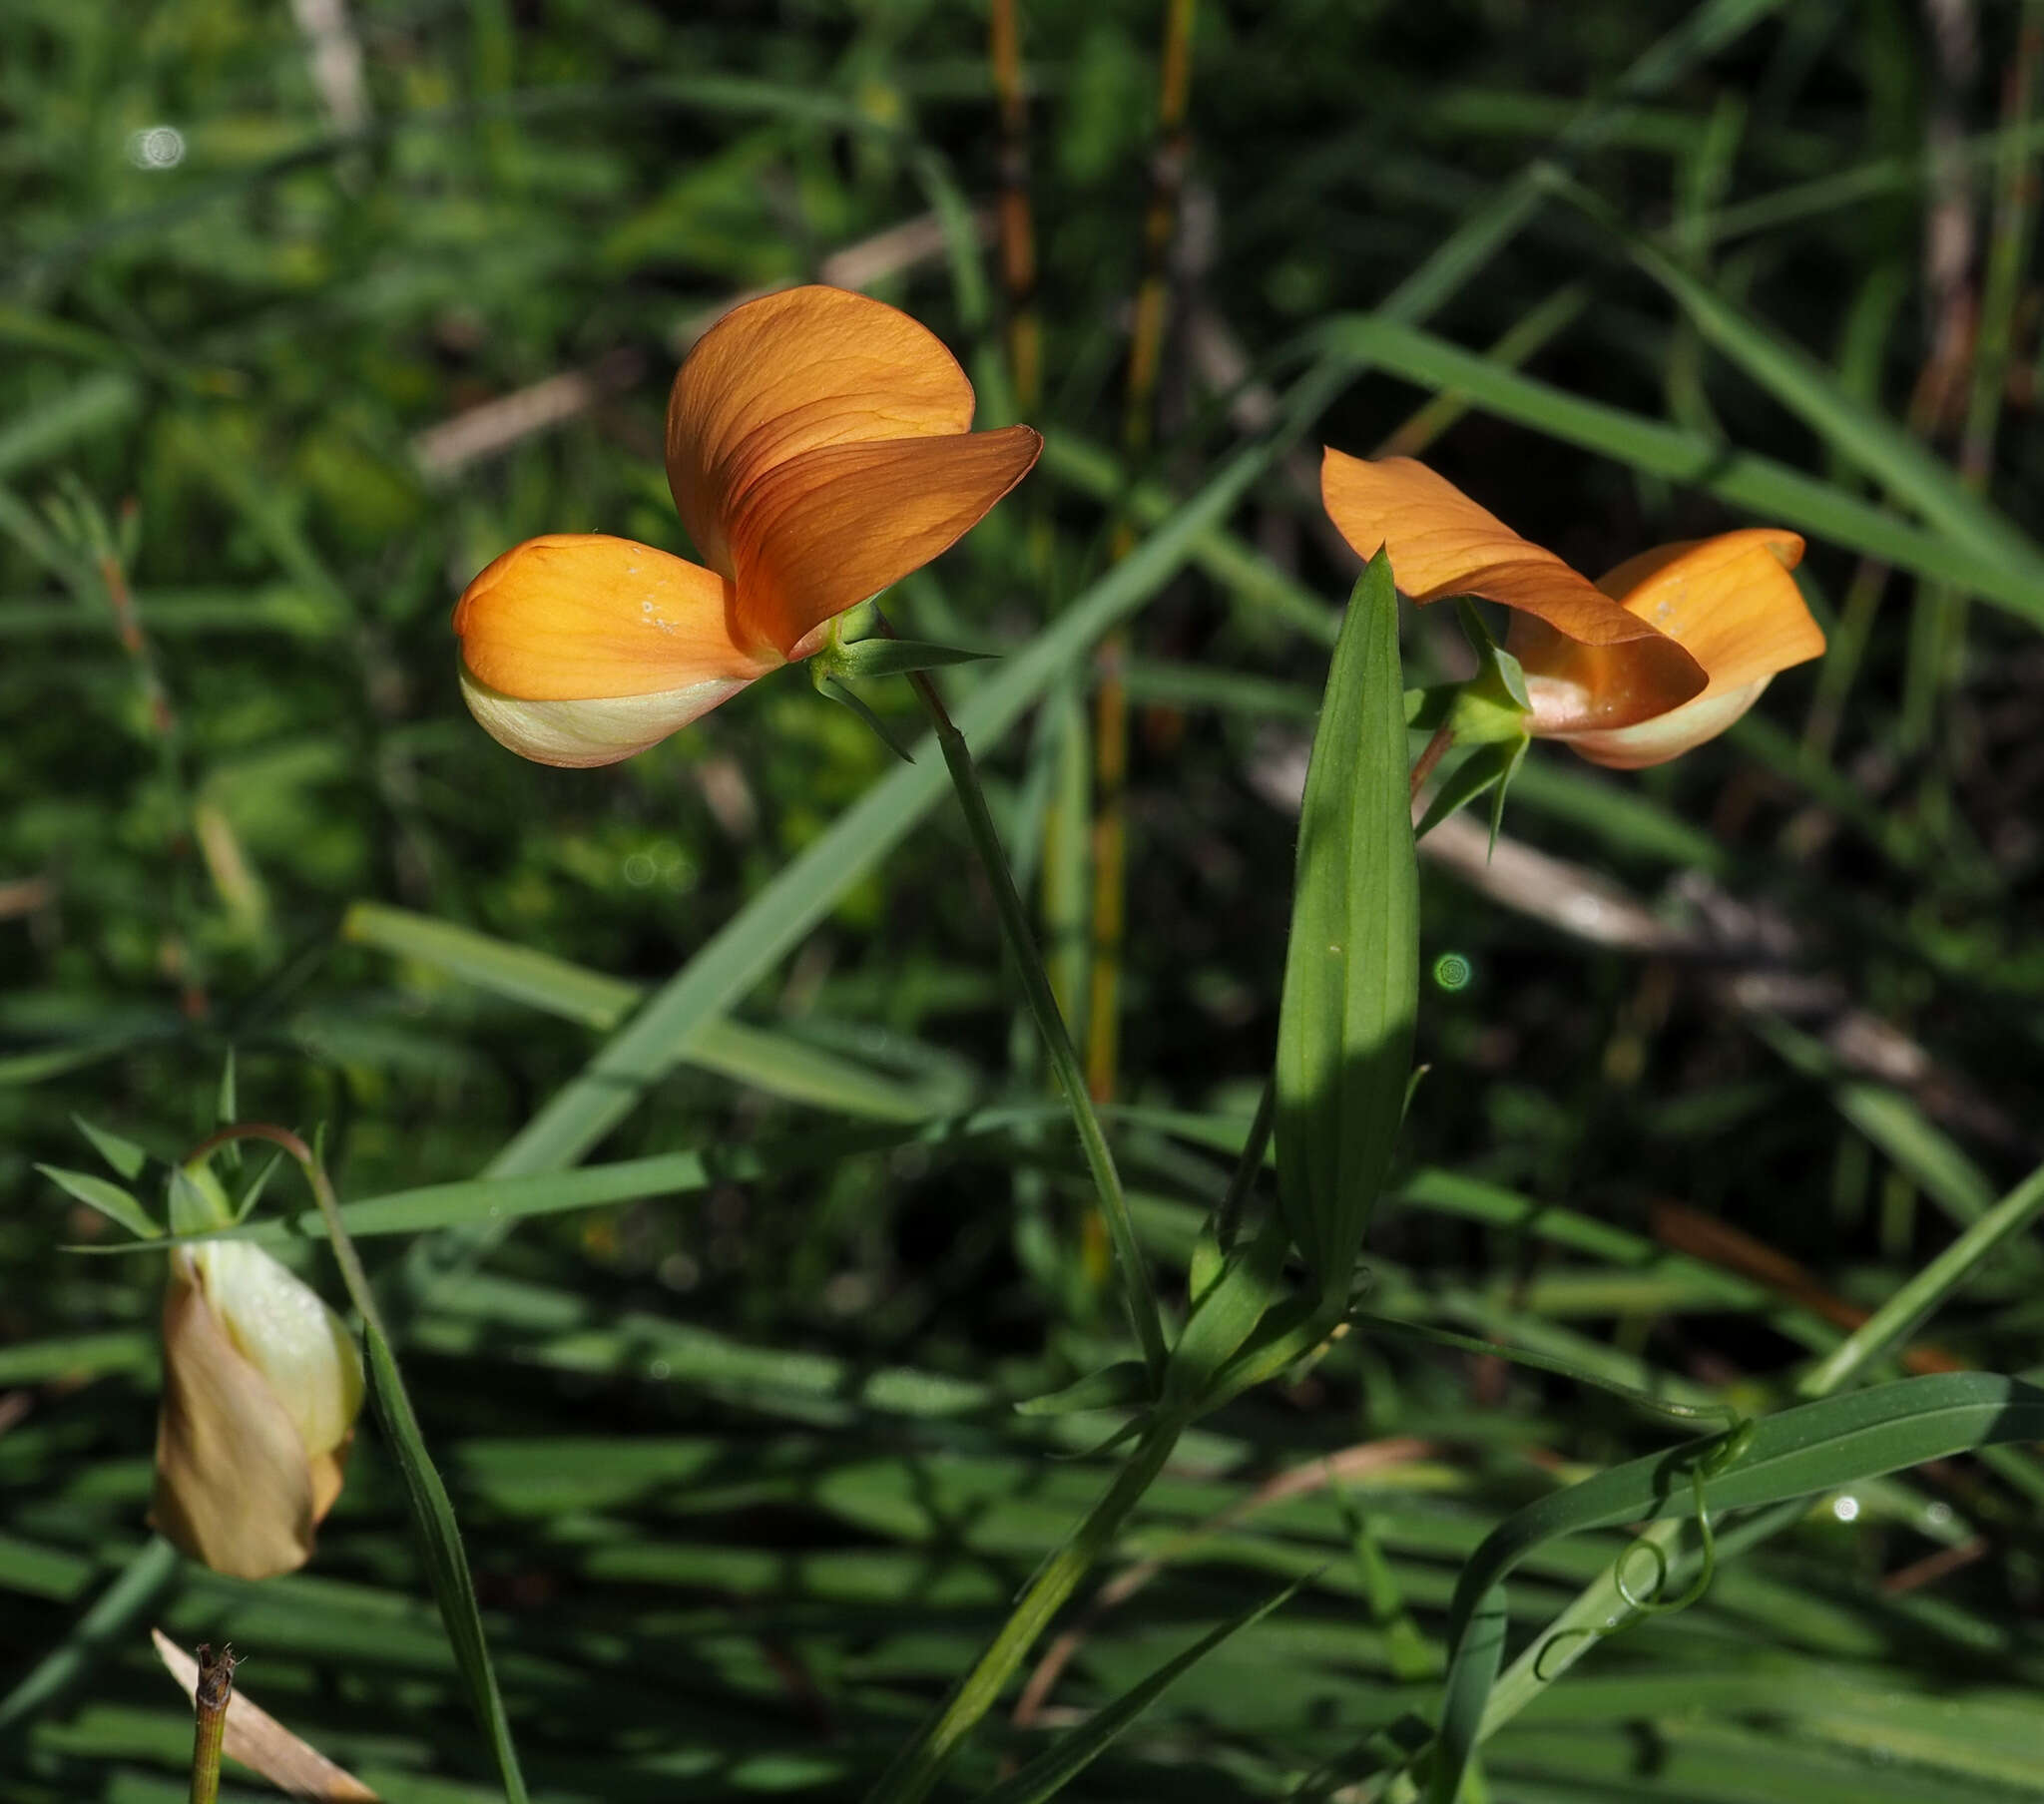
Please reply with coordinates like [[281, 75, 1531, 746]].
[[903, 666, 1169, 1382]]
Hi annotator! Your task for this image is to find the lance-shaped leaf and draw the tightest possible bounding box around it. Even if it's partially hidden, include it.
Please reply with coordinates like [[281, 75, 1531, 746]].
[[1275, 550, 1420, 1298]]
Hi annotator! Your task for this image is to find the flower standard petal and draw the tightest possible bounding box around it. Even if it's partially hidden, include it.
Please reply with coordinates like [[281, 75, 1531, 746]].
[[1319, 450, 1707, 730], [728, 425, 1043, 659], [452, 533, 777, 764], [666, 285, 980, 576]]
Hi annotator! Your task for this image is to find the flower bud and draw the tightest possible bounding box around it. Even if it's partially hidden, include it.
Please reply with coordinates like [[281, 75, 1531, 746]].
[[152, 1242, 364, 1579]]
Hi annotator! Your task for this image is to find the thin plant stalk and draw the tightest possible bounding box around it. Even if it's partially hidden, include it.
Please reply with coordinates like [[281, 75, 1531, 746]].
[[864, 1415, 1183, 1804], [904, 671, 1169, 1380], [1085, 0, 1198, 1107]]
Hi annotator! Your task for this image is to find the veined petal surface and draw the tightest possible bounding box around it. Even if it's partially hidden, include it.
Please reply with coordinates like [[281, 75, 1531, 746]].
[[729, 426, 1042, 658], [667, 286, 979, 576], [1599, 528, 1822, 696], [454, 534, 768, 699]]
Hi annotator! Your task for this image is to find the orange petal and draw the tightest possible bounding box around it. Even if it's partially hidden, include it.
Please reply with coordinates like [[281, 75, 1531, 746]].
[[1321, 450, 1709, 733], [667, 286, 980, 577], [1600, 529, 1822, 697], [453, 534, 771, 700], [151, 1254, 318, 1580], [728, 426, 1042, 657]]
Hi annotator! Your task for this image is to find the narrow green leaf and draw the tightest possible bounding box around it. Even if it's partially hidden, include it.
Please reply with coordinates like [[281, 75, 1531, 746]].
[[342, 901, 944, 1121], [1581, 183, 2044, 604], [0, 372, 140, 481], [967, 1578, 1306, 1804], [1802, 1158, 2044, 1397], [38, 1164, 161, 1240], [1275, 550, 1420, 1297], [1014, 1361, 1152, 1418], [1163, 1214, 1290, 1409], [1429, 1373, 2044, 1802]]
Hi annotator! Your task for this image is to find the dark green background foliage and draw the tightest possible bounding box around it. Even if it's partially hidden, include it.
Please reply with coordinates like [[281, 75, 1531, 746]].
[[5, 1, 2044, 1799]]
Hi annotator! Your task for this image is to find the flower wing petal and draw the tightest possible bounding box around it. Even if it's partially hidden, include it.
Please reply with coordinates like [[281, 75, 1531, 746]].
[[667, 286, 980, 576], [729, 426, 1042, 658], [1600, 529, 1822, 696], [453, 534, 768, 700], [152, 1254, 318, 1580]]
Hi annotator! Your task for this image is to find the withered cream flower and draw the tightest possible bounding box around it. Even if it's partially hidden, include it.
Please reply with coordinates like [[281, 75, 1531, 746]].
[[152, 1241, 363, 1579]]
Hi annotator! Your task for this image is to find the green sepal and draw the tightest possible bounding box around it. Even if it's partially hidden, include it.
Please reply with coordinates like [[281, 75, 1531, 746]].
[[72, 1114, 149, 1182], [1413, 732, 1529, 847], [828, 638, 996, 680], [812, 671, 916, 762], [39, 1163, 162, 1240], [1442, 597, 1533, 746], [1013, 1359, 1153, 1417], [167, 1161, 234, 1236], [1275, 551, 1420, 1302]]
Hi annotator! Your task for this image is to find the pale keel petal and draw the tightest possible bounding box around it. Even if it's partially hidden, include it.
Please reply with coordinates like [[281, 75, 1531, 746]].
[[460, 666, 762, 767]]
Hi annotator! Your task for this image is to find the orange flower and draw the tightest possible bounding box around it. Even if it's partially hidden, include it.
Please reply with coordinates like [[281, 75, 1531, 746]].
[[1320, 451, 1824, 768], [454, 286, 1042, 767]]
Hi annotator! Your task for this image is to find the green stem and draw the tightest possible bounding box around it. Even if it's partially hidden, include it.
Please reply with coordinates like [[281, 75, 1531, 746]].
[[906, 669, 1170, 1383], [864, 1416, 1184, 1804]]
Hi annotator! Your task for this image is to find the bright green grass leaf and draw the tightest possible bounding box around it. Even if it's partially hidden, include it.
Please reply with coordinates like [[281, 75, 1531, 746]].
[[342, 901, 948, 1122], [1275, 551, 1420, 1297]]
